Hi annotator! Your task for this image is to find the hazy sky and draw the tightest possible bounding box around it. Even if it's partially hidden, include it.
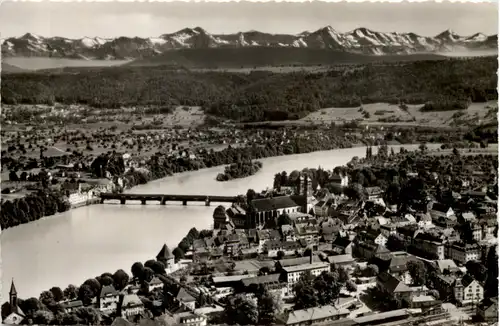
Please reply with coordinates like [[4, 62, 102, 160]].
[[0, 1, 498, 39]]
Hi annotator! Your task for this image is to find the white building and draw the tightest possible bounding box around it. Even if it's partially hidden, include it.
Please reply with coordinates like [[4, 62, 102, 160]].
[[120, 294, 144, 318], [282, 262, 330, 295], [99, 285, 120, 313]]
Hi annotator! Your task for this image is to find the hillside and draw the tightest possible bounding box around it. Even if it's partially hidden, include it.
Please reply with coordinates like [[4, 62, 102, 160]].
[[2, 26, 497, 60], [125, 47, 447, 68], [1, 57, 497, 123]]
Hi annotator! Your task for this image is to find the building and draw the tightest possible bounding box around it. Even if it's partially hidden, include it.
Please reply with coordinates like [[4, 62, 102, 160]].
[[313, 198, 336, 218], [176, 288, 197, 311], [477, 297, 498, 322], [430, 203, 455, 220], [294, 223, 319, 245], [359, 230, 388, 247], [413, 233, 445, 260], [446, 242, 481, 264], [156, 244, 175, 270], [282, 261, 330, 295], [213, 205, 230, 230], [120, 294, 145, 318], [281, 224, 297, 242], [453, 275, 484, 305], [99, 285, 120, 313], [2, 280, 25, 325], [376, 272, 414, 303], [61, 300, 84, 314], [250, 196, 302, 228], [175, 311, 207, 326], [327, 254, 356, 270], [366, 187, 383, 200], [283, 305, 350, 326], [148, 277, 164, 292], [226, 204, 247, 228], [240, 273, 284, 293]]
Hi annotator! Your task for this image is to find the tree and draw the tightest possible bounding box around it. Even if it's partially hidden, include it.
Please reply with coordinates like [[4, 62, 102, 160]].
[[100, 275, 114, 286], [50, 287, 64, 302], [145, 260, 166, 275], [33, 310, 54, 325], [75, 307, 100, 325], [63, 285, 79, 300], [314, 271, 343, 305], [143, 267, 155, 283], [132, 262, 145, 280], [277, 213, 292, 227], [113, 269, 130, 290], [366, 264, 379, 277], [172, 247, 185, 261], [78, 285, 94, 306], [407, 260, 427, 286], [61, 312, 81, 325], [257, 286, 282, 325], [419, 142, 428, 153], [485, 245, 499, 299], [459, 222, 474, 244], [277, 251, 285, 260], [82, 278, 101, 297], [39, 290, 55, 306], [346, 280, 357, 292], [293, 271, 318, 310], [225, 294, 258, 325], [20, 297, 42, 317]]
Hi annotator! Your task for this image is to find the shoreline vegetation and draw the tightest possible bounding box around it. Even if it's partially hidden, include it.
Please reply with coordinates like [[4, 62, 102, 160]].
[[216, 161, 263, 182]]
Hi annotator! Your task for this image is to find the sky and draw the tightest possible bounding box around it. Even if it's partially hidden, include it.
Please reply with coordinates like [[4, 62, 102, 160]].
[[0, 1, 498, 39]]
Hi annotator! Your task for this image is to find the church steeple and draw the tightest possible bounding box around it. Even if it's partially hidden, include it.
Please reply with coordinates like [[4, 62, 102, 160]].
[[10, 278, 18, 310]]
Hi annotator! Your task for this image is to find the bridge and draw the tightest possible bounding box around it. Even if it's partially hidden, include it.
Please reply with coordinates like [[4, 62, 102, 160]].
[[99, 193, 238, 206]]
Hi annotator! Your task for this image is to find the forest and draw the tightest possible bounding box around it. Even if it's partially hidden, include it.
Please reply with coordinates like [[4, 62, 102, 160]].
[[2, 57, 497, 122]]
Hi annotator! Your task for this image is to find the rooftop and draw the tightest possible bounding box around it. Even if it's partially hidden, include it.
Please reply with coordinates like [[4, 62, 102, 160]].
[[283, 262, 330, 273]]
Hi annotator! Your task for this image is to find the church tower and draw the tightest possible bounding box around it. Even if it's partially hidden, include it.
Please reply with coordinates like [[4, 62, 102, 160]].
[[299, 174, 314, 213], [10, 279, 18, 311]]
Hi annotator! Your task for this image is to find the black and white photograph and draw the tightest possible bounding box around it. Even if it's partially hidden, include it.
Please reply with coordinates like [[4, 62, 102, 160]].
[[0, 0, 498, 325]]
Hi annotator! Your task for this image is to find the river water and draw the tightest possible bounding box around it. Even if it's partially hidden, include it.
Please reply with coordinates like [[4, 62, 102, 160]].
[[0, 144, 439, 302]]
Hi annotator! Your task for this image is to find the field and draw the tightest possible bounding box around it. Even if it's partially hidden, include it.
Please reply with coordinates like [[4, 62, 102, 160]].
[[300, 101, 498, 128], [2, 57, 130, 71]]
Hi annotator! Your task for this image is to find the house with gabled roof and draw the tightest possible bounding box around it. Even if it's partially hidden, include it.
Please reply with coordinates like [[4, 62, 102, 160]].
[[120, 294, 144, 319], [477, 297, 498, 322], [176, 287, 197, 311], [453, 274, 484, 305], [148, 276, 164, 292], [376, 272, 413, 303], [430, 202, 455, 220], [99, 285, 120, 313], [366, 186, 383, 200]]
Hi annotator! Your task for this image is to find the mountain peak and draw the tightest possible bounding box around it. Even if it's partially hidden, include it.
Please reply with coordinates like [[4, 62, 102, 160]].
[[20, 32, 43, 41]]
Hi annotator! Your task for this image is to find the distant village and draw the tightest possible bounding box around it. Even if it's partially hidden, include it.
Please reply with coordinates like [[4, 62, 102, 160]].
[[2, 146, 498, 326]]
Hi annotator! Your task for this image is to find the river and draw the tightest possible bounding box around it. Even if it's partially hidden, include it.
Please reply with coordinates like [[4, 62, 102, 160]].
[[0, 144, 440, 302]]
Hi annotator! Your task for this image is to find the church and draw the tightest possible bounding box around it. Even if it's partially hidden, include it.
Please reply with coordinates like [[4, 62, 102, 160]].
[[213, 174, 315, 230], [2, 280, 25, 325]]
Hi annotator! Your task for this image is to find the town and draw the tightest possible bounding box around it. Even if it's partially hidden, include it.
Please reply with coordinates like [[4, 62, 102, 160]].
[[2, 145, 498, 326]]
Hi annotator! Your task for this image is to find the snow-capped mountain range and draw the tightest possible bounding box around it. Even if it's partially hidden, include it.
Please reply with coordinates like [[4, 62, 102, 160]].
[[1, 26, 497, 60]]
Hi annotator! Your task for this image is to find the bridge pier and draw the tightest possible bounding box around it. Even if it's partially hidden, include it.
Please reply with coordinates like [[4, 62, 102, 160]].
[[183, 200, 187, 206], [205, 199, 210, 206], [100, 198, 105, 204], [120, 198, 126, 205], [160, 197, 166, 205], [141, 199, 146, 205]]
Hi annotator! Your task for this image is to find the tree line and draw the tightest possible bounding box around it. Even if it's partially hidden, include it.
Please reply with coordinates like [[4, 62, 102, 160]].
[[2, 57, 497, 122]]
